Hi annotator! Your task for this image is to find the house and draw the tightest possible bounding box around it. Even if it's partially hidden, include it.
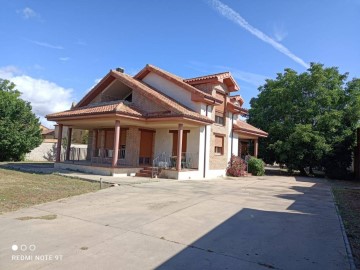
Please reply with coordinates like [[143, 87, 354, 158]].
[[40, 124, 56, 142], [46, 64, 268, 179]]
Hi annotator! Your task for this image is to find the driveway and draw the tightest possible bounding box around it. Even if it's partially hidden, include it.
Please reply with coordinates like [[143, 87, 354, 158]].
[[0, 175, 351, 270]]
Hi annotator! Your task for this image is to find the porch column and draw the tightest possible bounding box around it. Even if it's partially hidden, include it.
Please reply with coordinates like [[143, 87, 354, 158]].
[[254, 139, 258, 158], [176, 123, 183, 171], [112, 120, 120, 167], [100, 129, 105, 158], [65, 128, 72, 160], [92, 129, 98, 157], [56, 124, 63, 162]]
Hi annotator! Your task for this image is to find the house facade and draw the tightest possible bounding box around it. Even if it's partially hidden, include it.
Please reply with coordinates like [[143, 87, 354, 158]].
[[46, 64, 267, 179]]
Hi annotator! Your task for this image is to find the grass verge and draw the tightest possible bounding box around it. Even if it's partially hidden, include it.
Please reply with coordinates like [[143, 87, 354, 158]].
[[333, 187, 360, 268], [0, 168, 104, 214]]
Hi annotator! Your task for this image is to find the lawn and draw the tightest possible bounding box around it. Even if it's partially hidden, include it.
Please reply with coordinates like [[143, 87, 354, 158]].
[[0, 168, 103, 214], [333, 187, 360, 268]]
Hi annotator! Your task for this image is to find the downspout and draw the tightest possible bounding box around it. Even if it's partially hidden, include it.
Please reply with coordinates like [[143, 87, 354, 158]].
[[231, 113, 234, 163], [203, 104, 209, 178]]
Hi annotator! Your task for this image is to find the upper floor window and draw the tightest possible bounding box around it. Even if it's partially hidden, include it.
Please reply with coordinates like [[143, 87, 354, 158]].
[[215, 111, 225, 126]]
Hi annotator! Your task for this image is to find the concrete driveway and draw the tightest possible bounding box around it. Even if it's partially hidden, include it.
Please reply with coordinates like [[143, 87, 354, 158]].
[[0, 175, 351, 270]]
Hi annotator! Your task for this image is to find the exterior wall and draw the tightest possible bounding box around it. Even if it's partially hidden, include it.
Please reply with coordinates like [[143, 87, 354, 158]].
[[142, 72, 199, 112], [192, 83, 213, 95], [132, 90, 167, 113], [154, 129, 172, 158], [25, 142, 57, 161], [209, 110, 229, 170], [154, 127, 201, 169]]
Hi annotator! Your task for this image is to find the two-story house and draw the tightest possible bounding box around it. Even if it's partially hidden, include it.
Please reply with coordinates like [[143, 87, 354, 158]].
[[46, 64, 267, 179]]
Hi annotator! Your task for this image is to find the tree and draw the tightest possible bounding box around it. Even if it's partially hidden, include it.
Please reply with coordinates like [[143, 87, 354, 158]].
[[248, 63, 360, 178], [0, 79, 42, 161]]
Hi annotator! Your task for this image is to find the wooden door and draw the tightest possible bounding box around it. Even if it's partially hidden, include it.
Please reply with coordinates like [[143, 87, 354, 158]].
[[139, 130, 154, 165]]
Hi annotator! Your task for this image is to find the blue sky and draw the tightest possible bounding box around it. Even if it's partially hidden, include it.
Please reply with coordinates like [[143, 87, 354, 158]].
[[0, 0, 359, 127]]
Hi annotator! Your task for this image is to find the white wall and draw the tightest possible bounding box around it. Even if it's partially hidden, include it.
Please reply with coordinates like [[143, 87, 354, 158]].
[[154, 129, 172, 158], [142, 72, 200, 112], [187, 127, 200, 168]]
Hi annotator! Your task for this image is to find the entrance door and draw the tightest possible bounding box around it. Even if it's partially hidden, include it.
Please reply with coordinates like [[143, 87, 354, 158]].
[[139, 130, 154, 165], [171, 131, 188, 156]]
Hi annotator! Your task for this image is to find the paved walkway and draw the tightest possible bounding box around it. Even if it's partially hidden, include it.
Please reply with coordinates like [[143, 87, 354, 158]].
[[0, 175, 352, 270]]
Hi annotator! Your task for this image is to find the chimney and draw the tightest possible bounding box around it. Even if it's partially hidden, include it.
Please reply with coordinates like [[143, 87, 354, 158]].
[[116, 67, 124, 73]]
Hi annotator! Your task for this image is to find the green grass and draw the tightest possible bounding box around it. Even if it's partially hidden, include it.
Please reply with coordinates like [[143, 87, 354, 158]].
[[333, 187, 360, 268], [0, 168, 103, 214]]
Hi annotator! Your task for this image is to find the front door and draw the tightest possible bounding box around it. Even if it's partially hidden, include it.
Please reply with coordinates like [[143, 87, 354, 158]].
[[139, 130, 154, 165]]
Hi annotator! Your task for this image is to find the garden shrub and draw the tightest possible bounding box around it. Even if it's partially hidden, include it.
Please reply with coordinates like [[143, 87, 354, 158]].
[[248, 157, 265, 176], [226, 155, 247, 177]]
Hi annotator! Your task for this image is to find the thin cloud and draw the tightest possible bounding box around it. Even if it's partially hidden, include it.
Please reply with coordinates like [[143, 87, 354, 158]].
[[17, 7, 38, 19], [207, 0, 309, 68], [273, 23, 288, 42], [28, 39, 64, 50], [59, 57, 70, 62]]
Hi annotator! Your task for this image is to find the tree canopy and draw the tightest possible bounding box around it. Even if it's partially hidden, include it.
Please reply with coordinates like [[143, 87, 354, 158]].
[[248, 63, 360, 178], [0, 79, 42, 161]]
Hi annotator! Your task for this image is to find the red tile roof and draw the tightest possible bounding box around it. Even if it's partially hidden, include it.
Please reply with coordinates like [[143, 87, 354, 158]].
[[46, 72, 213, 124], [233, 120, 268, 137], [46, 101, 143, 119], [134, 64, 222, 105], [184, 72, 240, 91]]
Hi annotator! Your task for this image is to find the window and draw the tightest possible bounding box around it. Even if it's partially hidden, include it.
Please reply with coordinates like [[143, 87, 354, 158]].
[[215, 112, 225, 125], [214, 135, 224, 155]]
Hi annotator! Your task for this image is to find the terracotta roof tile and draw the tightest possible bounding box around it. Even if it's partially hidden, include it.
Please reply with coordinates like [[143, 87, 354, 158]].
[[233, 120, 268, 137], [47, 101, 143, 119], [134, 64, 221, 104], [46, 73, 212, 124], [184, 71, 240, 91], [111, 71, 212, 123]]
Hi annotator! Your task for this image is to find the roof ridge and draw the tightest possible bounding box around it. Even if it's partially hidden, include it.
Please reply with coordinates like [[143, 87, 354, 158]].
[[184, 71, 231, 81]]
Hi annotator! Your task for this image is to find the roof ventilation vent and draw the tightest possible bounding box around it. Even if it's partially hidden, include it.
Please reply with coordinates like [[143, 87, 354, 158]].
[[116, 67, 124, 73]]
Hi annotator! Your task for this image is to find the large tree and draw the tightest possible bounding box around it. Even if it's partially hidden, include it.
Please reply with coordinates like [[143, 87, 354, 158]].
[[0, 79, 42, 161], [248, 63, 360, 178]]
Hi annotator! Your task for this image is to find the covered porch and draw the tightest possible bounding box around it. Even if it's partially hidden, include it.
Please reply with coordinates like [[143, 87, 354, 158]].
[[54, 116, 205, 179]]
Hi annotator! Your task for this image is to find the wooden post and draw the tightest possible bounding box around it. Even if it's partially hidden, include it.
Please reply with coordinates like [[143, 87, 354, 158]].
[[65, 128, 72, 160], [176, 123, 183, 171], [56, 124, 63, 162], [254, 139, 258, 158], [112, 120, 120, 167], [100, 129, 105, 158], [92, 129, 98, 157]]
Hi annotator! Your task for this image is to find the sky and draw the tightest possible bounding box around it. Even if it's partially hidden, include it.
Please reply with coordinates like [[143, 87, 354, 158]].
[[0, 0, 359, 127]]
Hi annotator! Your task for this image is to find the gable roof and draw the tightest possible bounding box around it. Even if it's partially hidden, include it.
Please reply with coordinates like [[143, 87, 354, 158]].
[[134, 64, 222, 105], [46, 71, 213, 124], [184, 72, 239, 92], [233, 120, 268, 137]]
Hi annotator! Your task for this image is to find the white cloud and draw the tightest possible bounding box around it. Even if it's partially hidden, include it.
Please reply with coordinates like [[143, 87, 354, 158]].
[[59, 57, 70, 62], [0, 66, 73, 127], [17, 7, 38, 19], [207, 0, 309, 68], [28, 39, 64, 50]]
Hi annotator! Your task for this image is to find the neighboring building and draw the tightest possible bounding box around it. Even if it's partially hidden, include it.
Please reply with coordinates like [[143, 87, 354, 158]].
[[46, 64, 267, 179], [40, 124, 56, 142]]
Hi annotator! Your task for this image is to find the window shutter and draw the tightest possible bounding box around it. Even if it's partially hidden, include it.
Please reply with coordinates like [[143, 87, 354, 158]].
[[215, 136, 223, 147], [215, 92, 226, 112]]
